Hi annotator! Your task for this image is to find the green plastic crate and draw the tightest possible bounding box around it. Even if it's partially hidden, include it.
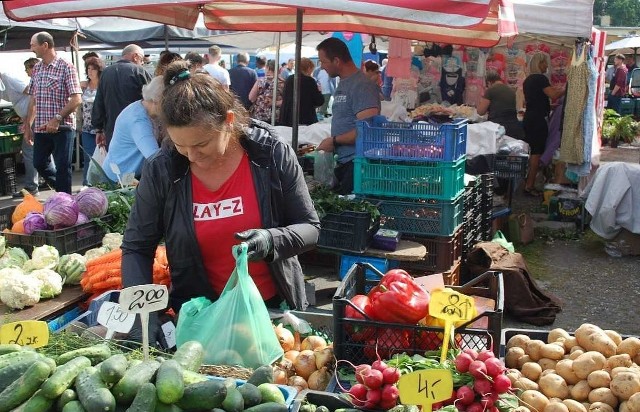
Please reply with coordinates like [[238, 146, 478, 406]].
[[0, 124, 22, 154], [353, 157, 465, 200]]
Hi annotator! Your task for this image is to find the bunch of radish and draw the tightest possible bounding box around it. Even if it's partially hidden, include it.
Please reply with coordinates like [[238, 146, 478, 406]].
[[443, 349, 511, 412], [346, 360, 402, 410]]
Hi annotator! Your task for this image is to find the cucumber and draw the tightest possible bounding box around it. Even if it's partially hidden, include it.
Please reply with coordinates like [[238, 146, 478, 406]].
[[222, 386, 244, 412], [0, 355, 42, 392], [155, 402, 182, 412], [176, 380, 227, 411], [155, 360, 184, 404], [111, 360, 160, 405], [74, 366, 116, 412], [172, 341, 204, 372], [237, 383, 262, 407], [0, 350, 41, 371], [181, 370, 208, 385], [0, 343, 22, 355], [246, 366, 273, 386], [125, 382, 156, 412], [0, 359, 52, 412], [99, 354, 128, 384], [56, 389, 77, 412], [57, 345, 111, 366], [62, 401, 86, 412], [41, 356, 92, 399], [23, 390, 55, 412], [243, 402, 288, 412]]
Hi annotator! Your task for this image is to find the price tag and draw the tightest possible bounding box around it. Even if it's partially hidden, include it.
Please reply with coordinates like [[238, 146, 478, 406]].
[[119, 284, 168, 360], [0, 321, 49, 348], [397, 369, 453, 412], [97, 301, 135, 340], [428, 289, 475, 363], [161, 321, 176, 349]]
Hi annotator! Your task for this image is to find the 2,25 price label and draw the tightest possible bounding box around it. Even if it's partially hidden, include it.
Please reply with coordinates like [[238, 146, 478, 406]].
[[0, 321, 49, 348], [119, 284, 168, 314]]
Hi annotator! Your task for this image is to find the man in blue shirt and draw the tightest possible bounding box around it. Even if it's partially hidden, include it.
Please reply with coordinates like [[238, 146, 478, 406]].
[[229, 53, 258, 110]]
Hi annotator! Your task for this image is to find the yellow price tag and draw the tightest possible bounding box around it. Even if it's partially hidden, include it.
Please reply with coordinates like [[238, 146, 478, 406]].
[[429, 289, 475, 323], [397, 369, 453, 412], [0, 321, 49, 348]]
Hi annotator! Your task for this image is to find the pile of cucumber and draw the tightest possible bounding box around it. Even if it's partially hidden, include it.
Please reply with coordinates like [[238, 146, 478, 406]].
[[0, 341, 290, 412]]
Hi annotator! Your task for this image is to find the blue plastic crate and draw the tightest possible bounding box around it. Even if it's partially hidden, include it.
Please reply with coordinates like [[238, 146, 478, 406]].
[[338, 254, 398, 280], [47, 306, 84, 332], [356, 116, 467, 162]]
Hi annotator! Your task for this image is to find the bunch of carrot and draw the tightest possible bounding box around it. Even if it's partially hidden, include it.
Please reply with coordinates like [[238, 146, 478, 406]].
[[80, 246, 171, 304]]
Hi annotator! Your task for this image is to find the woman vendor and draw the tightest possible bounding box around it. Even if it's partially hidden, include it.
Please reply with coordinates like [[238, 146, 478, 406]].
[[476, 71, 524, 140], [120, 61, 320, 340]]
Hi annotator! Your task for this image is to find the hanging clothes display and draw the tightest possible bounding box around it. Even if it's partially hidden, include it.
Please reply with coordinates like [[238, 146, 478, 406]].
[[560, 45, 589, 165], [386, 37, 412, 78], [440, 66, 465, 105]]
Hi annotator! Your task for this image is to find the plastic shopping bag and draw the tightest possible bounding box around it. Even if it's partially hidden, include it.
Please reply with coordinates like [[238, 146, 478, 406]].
[[175, 244, 284, 368], [313, 150, 336, 187], [491, 230, 515, 253], [87, 146, 109, 186]]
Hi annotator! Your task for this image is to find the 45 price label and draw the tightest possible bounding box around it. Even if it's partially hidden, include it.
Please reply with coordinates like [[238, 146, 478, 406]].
[[0, 321, 49, 348], [397, 369, 453, 412]]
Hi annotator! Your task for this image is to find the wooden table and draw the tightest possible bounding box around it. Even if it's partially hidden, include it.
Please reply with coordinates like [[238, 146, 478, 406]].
[[319, 239, 428, 262], [0, 286, 87, 323]]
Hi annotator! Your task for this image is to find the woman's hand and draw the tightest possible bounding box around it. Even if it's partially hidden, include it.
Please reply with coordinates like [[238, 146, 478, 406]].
[[235, 229, 273, 261]]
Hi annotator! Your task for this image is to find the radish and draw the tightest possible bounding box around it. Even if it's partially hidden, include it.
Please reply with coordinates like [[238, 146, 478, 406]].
[[484, 357, 505, 378], [382, 367, 401, 384], [363, 367, 384, 390], [364, 388, 381, 409], [355, 364, 372, 384], [492, 374, 511, 394], [476, 349, 495, 362], [348, 383, 367, 407], [380, 384, 400, 402], [468, 360, 488, 379], [462, 348, 478, 359], [456, 385, 475, 406], [473, 377, 492, 396], [378, 398, 397, 410], [454, 352, 474, 373], [466, 402, 485, 412], [371, 359, 387, 372], [481, 394, 495, 409]]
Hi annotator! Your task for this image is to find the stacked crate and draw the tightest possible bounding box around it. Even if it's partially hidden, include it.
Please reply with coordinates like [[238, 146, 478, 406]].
[[462, 173, 495, 257], [353, 116, 467, 284], [0, 124, 22, 196]]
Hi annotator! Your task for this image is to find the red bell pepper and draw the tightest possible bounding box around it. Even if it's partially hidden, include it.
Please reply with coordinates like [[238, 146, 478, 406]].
[[368, 269, 430, 324], [363, 328, 411, 361], [344, 294, 375, 341]]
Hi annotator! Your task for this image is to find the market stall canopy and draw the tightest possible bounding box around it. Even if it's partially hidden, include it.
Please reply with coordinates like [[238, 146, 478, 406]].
[[605, 36, 640, 52], [511, 0, 594, 39], [3, 0, 518, 48]]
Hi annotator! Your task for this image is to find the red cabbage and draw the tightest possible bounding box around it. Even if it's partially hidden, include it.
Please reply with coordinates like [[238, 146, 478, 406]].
[[75, 212, 90, 225], [44, 192, 79, 228], [75, 187, 108, 218], [23, 212, 48, 235]]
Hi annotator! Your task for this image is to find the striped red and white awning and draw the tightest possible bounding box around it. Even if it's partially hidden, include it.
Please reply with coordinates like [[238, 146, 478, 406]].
[[4, 0, 517, 47]]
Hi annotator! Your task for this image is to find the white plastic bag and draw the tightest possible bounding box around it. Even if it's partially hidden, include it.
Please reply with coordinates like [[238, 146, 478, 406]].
[[87, 146, 108, 185], [313, 150, 335, 187]]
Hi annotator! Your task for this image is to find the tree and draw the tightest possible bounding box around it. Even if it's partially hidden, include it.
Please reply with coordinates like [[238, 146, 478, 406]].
[[594, 0, 640, 27]]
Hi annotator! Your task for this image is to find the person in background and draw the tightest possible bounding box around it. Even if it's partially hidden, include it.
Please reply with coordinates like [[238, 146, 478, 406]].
[[219, 60, 226, 69], [363, 60, 385, 100], [229, 52, 257, 110], [476, 71, 524, 140], [279, 62, 288, 79], [315, 37, 381, 194], [98, 76, 163, 185], [279, 57, 324, 127], [80, 56, 104, 187], [80, 51, 101, 87], [626, 55, 637, 84], [254, 55, 267, 78], [120, 61, 319, 340], [24, 32, 82, 195], [185, 52, 205, 74], [608, 53, 628, 113], [522, 53, 565, 196], [203, 45, 230, 90], [155, 52, 182, 77], [315, 61, 334, 118], [248, 59, 282, 124], [92, 44, 152, 150], [380, 58, 393, 101]]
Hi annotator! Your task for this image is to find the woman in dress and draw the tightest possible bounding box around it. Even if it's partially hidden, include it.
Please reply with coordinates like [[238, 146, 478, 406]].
[[248, 59, 283, 124], [81, 56, 104, 186]]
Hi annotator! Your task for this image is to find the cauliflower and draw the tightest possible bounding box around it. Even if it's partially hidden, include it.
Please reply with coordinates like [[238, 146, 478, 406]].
[[28, 269, 63, 299], [22, 259, 37, 273], [31, 245, 60, 270], [0, 266, 25, 284], [102, 233, 123, 251], [0, 271, 41, 309], [0, 247, 29, 269], [84, 246, 111, 262], [0, 235, 5, 256]]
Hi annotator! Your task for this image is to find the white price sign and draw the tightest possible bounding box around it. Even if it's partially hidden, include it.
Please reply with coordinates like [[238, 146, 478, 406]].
[[119, 284, 168, 314], [97, 301, 135, 339]]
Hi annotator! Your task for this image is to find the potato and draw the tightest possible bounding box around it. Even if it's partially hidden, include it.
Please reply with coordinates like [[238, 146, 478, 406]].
[[625, 392, 640, 411], [541, 369, 558, 378], [538, 358, 559, 371], [541, 343, 566, 360], [619, 401, 631, 412], [522, 362, 543, 381], [588, 387, 618, 409], [528, 340, 546, 361], [609, 370, 640, 400], [617, 337, 640, 358], [575, 324, 617, 358], [508, 334, 532, 350], [569, 349, 584, 360], [605, 353, 632, 370], [506, 346, 526, 368], [570, 380, 591, 402], [563, 337, 579, 352], [556, 359, 581, 384], [587, 401, 614, 412], [520, 389, 549, 412], [562, 399, 587, 412], [544, 402, 569, 412], [515, 408, 533, 412], [539, 374, 569, 399], [518, 355, 534, 369], [587, 370, 611, 388], [573, 351, 606, 379], [549, 328, 572, 344], [611, 366, 634, 379], [603, 330, 622, 346], [514, 376, 539, 391]]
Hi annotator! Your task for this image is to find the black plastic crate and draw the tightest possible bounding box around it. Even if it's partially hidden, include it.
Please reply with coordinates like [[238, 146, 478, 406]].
[[290, 390, 353, 412], [0, 206, 112, 256], [399, 227, 463, 273], [494, 155, 529, 179], [333, 264, 504, 365], [318, 207, 380, 253], [0, 154, 16, 195]]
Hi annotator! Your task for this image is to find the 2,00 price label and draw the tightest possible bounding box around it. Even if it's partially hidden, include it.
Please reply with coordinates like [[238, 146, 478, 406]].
[[0, 321, 49, 348], [97, 301, 135, 334], [119, 284, 168, 314]]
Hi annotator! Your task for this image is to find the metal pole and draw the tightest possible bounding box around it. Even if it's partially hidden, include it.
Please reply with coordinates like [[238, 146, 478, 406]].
[[271, 33, 282, 126], [291, 8, 303, 150]]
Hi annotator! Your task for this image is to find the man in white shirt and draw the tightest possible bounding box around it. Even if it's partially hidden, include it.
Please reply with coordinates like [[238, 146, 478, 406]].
[[315, 61, 334, 117], [203, 45, 230, 90]]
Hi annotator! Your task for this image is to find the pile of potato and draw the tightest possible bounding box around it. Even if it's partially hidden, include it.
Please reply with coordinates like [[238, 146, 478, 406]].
[[504, 323, 640, 412]]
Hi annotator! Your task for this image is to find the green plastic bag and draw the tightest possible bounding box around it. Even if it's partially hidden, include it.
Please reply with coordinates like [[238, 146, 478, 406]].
[[175, 244, 284, 368], [492, 230, 515, 253]]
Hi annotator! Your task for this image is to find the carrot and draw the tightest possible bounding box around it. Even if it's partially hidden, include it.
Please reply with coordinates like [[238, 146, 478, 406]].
[[86, 249, 123, 268], [92, 277, 122, 291], [155, 245, 168, 267]]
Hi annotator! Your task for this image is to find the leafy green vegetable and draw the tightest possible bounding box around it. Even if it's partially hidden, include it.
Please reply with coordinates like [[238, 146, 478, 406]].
[[96, 189, 135, 234], [386, 352, 474, 387], [309, 186, 380, 226]]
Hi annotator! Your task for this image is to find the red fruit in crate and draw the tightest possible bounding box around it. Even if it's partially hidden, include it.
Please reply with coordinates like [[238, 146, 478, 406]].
[[344, 294, 375, 342], [476, 349, 495, 362], [364, 329, 411, 361], [484, 357, 506, 378]]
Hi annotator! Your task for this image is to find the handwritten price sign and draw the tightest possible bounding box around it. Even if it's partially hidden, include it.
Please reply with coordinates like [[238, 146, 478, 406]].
[[397, 369, 453, 412], [119, 284, 168, 360], [429, 289, 475, 362], [97, 301, 135, 339], [0, 321, 49, 348]]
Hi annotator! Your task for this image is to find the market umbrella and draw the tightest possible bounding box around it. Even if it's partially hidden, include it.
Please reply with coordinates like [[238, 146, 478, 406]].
[[605, 36, 640, 59]]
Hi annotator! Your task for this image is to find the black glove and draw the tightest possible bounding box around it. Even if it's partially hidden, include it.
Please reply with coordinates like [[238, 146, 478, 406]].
[[235, 229, 273, 261]]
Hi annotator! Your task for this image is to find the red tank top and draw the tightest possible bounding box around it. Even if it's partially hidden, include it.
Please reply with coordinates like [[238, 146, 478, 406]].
[[192, 153, 276, 299]]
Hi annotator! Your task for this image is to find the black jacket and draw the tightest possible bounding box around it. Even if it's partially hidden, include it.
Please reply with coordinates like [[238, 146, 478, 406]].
[[120, 120, 320, 313], [279, 74, 325, 126]]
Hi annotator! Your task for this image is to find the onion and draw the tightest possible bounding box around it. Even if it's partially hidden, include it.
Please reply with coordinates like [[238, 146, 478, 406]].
[[293, 349, 317, 380], [300, 335, 327, 351], [288, 375, 309, 392], [308, 366, 331, 391], [274, 324, 295, 352], [273, 366, 288, 385], [314, 346, 334, 370], [284, 350, 300, 363]]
